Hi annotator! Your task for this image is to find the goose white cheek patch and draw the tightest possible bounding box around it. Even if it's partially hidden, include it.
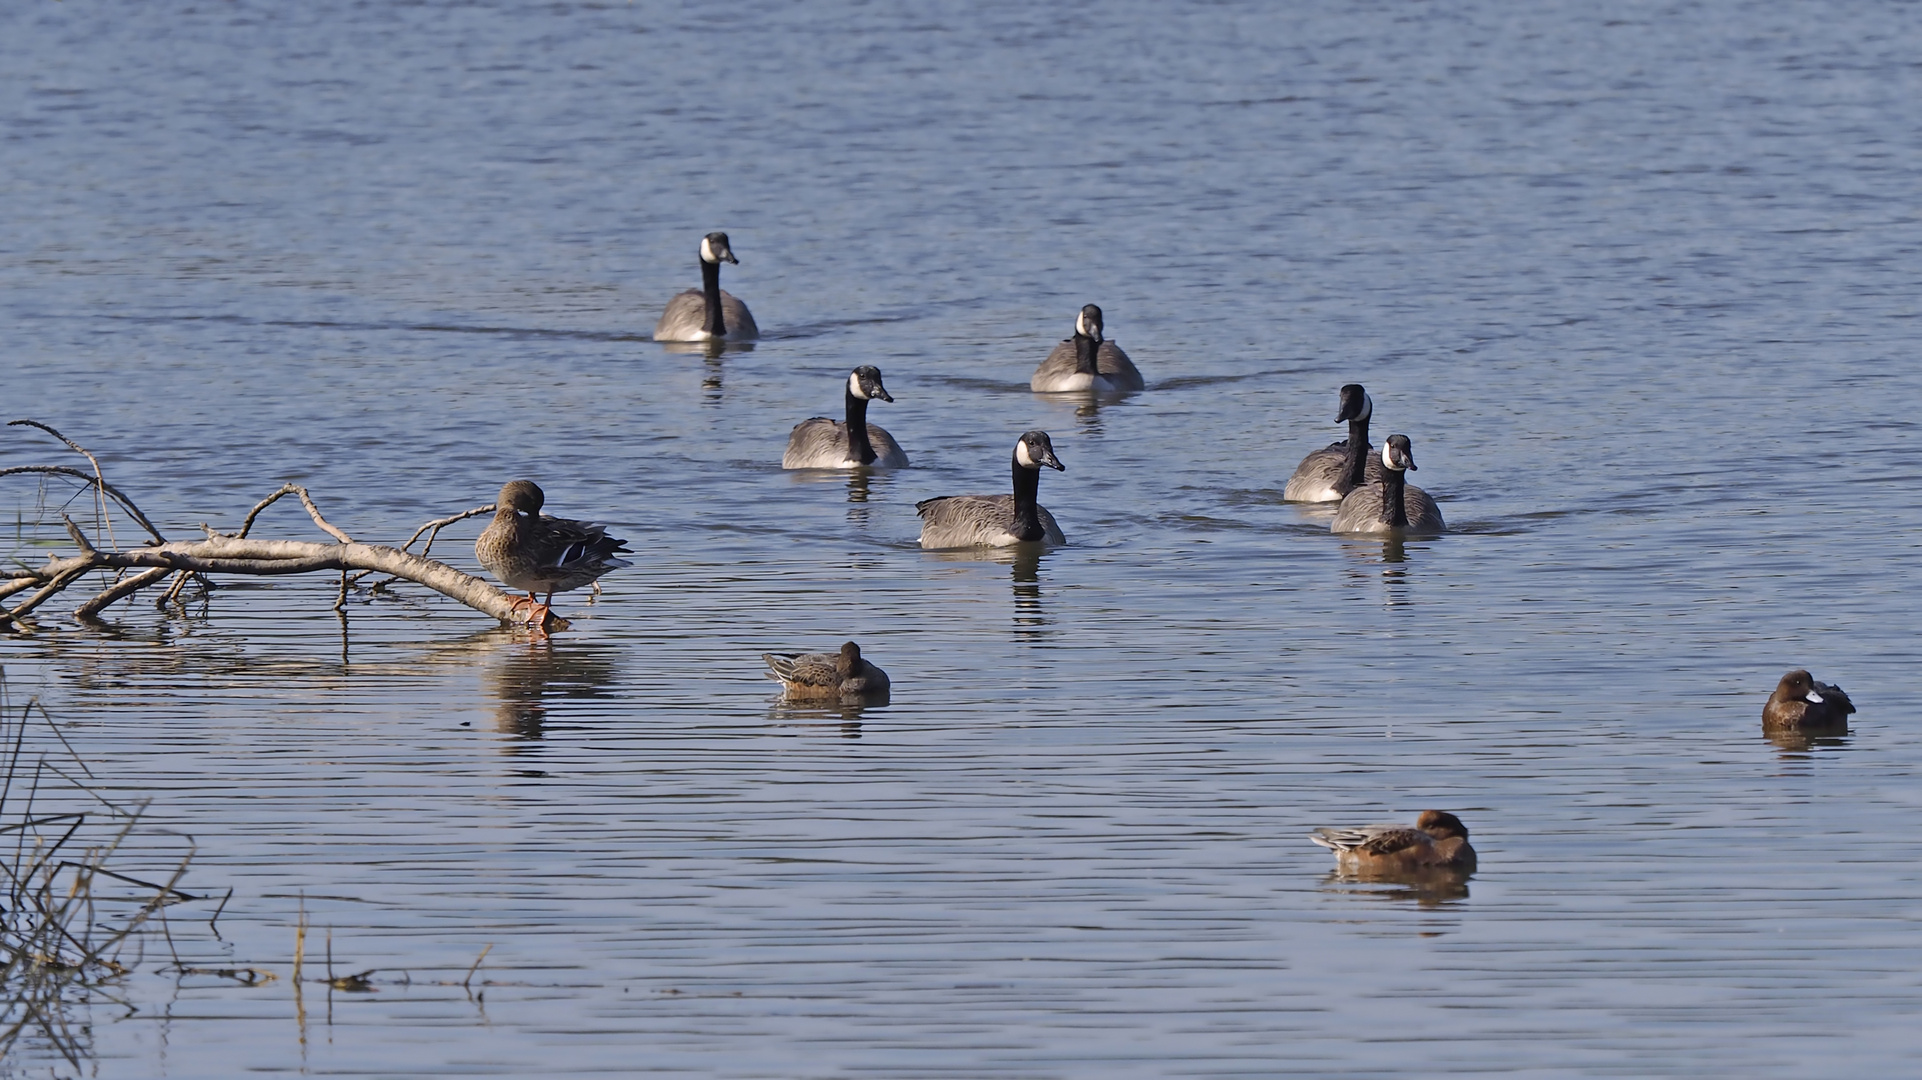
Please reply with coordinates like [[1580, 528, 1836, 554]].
[[1015, 440, 1036, 467], [848, 371, 867, 399], [700, 237, 716, 263]]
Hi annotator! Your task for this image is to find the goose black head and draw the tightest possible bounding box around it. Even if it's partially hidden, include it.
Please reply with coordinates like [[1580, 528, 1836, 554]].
[[1416, 810, 1468, 841], [497, 479, 545, 515], [1074, 304, 1104, 342], [1381, 434, 1416, 472], [699, 231, 739, 265], [849, 365, 893, 402], [1337, 383, 1373, 424], [1014, 430, 1065, 472]]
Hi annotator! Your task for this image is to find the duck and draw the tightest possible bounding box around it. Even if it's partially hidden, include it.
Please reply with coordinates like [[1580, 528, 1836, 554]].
[[653, 231, 760, 342], [1029, 304, 1145, 393], [762, 641, 891, 700], [916, 430, 1066, 548], [1284, 383, 1383, 502], [782, 366, 910, 469], [1330, 434, 1445, 535], [1763, 669, 1856, 732], [1311, 810, 1477, 872], [474, 480, 632, 625]]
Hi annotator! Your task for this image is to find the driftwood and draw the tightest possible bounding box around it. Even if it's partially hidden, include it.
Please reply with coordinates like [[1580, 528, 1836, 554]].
[[2, 421, 543, 630]]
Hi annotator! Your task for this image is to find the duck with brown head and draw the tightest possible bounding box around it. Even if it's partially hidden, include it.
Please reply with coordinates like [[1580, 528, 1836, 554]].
[[1311, 810, 1477, 873], [1763, 669, 1856, 732], [763, 641, 891, 702], [653, 231, 760, 342], [474, 480, 632, 626]]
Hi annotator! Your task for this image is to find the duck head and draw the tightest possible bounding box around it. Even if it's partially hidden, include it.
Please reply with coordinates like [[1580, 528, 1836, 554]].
[[1417, 810, 1469, 841], [497, 480, 545, 515]]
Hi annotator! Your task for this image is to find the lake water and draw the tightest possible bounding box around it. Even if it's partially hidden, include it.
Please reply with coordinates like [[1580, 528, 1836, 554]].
[[4, 0, 1922, 1075]]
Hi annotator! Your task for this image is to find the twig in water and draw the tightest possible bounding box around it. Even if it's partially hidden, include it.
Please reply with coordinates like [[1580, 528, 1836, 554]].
[[463, 943, 493, 988]]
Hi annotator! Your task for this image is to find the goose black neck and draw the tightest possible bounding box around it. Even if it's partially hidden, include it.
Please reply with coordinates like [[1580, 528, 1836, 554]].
[[1073, 333, 1099, 375], [1011, 457, 1045, 541], [1379, 468, 1409, 529], [843, 387, 877, 464], [1338, 414, 1371, 494], [701, 259, 726, 337]]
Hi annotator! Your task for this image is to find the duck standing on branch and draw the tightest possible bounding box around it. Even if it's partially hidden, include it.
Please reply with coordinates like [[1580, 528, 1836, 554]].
[[653, 231, 760, 342], [1030, 304, 1145, 393], [1284, 383, 1383, 502], [916, 430, 1066, 548], [782, 366, 910, 469], [1763, 669, 1856, 733], [763, 641, 891, 702], [475, 480, 631, 627], [1330, 433, 1445, 536]]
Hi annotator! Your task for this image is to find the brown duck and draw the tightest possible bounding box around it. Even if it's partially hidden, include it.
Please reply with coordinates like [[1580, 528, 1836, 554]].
[[1311, 810, 1477, 873], [1763, 669, 1855, 732], [474, 480, 631, 625], [762, 641, 890, 701]]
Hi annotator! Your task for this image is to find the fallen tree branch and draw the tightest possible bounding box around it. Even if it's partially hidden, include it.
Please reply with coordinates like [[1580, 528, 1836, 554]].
[[4, 423, 541, 629]]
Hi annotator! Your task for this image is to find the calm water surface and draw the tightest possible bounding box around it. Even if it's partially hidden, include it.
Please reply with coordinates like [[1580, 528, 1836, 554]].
[[4, 1, 1922, 1076]]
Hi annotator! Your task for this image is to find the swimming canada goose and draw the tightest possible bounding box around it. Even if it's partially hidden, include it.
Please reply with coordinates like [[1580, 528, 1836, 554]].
[[1311, 810, 1477, 872], [916, 430, 1066, 548], [782, 366, 910, 469], [1030, 304, 1145, 393], [762, 641, 891, 701], [1763, 669, 1856, 732], [1284, 383, 1384, 502], [475, 480, 632, 625], [1330, 434, 1445, 536], [653, 231, 760, 342]]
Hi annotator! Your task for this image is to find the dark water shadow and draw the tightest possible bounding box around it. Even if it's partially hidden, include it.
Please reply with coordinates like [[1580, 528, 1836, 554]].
[[768, 696, 886, 739], [480, 638, 622, 743], [1764, 727, 1852, 755], [1319, 867, 1473, 908]]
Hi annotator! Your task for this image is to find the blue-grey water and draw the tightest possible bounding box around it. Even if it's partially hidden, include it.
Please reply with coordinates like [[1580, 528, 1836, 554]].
[[4, 1, 1922, 1075]]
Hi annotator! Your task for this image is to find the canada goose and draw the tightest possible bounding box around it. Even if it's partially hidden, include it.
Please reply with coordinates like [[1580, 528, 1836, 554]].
[[1311, 810, 1477, 872], [653, 231, 760, 342], [1330, 434, 1445, 535], [1284, 383, 1384, 502], [475, 480, 632, 625], [763, 641, 891, 700], [1763, 669, 1856, 732], [1030, 304, 1145, 393], [916, 430, 1066, 548], [782, 366, 910, 469]]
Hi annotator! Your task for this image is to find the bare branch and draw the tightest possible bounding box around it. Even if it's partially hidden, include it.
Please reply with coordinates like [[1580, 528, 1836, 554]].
[[74, 567, 172, 621], [234, 483, 354, 544], [0, 465, 166, 544]]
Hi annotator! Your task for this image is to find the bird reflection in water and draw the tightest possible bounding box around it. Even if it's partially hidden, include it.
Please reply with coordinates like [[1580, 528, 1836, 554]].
[[768, 698, 879, 739], [1320, 866, 1472, 908], [920, 546, 1052, 636], [1764, 729, 1852, 756], [658, 339, 753, 403], [1339, 535, 1411, 603], [480, 638, 620, 744], [844, 470, 894, 527]]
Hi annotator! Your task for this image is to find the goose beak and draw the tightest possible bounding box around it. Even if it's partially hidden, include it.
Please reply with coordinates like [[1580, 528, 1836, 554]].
[[873, 384, 894, 403], [1040, 450, 1064, 471], [1805, 690, 1824, 704]]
